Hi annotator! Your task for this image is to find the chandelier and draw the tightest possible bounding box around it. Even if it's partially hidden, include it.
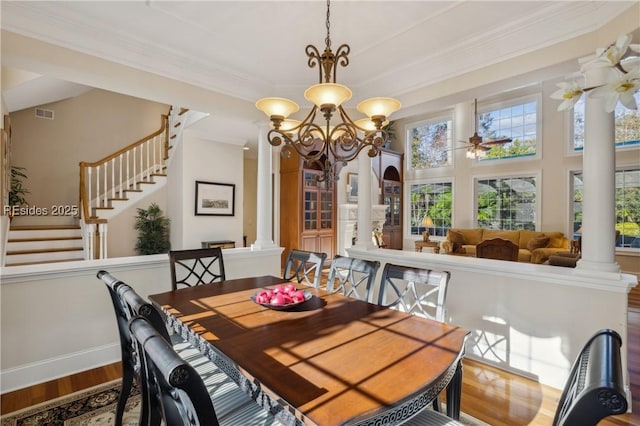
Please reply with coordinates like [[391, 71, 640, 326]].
[[256, 0, 401, 184]]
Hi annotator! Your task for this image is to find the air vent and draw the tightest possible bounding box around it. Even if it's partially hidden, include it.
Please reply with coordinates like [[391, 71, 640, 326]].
[[35, 108, 54, 120]]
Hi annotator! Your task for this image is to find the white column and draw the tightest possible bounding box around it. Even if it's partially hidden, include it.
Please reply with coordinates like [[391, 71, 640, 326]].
[[355, 153, 374, 249], [454, 102, 475, 227], [252, 122, 277, 250], [576, 66, 620, 274]]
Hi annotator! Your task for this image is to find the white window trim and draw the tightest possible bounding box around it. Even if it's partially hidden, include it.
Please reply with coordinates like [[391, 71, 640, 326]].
[[567, 93, 640, 156], [472, 169, 542, 231], [404, 177, 454, 239], [569, 166, 640, 253], [404, 111, 455, 176], [472, 93, 543, 165]]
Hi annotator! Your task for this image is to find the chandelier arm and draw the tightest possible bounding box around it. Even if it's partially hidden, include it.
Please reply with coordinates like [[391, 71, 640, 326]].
[[306, 45, 324, 84], [337, 106, 387, 152], [332, 44, 350, 83]]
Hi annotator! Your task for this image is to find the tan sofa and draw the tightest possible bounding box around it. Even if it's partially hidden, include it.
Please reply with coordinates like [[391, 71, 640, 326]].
[[440, 228, 570, 264]]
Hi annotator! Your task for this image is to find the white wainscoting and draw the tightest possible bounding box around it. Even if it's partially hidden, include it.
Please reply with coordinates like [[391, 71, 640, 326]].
[[347, 246, 637, 396], [0, 247, 283, 393]]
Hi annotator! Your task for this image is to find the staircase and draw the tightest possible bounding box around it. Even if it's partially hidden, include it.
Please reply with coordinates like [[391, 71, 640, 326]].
[[5, 225, 84, 266], [2, 106, 200, 266]]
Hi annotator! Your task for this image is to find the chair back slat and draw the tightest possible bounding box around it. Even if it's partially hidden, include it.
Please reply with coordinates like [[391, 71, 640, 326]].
[[552, 329, 628, 426], [283, 249, 327, 288], [326, 255, 380, 302], [377, 263, 450, 322], [129, 316, 220, 426], [98, 269, 168, 426], [169, 248, 226, 290]]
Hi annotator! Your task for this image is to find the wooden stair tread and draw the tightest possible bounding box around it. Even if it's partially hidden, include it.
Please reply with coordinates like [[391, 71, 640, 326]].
[[7, 247, 84, 255], [123, 189, 143, 193], [8, 236, 82, 243], [93, 207, 114, 210], [108, 197, 129, 202], [136, 181, 156, 185], [10, 225, 80, 231]]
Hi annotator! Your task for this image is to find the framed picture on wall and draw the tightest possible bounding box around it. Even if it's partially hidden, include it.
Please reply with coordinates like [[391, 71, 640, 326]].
[[347, 173, 358, 203], [195, 181, 235, 216]]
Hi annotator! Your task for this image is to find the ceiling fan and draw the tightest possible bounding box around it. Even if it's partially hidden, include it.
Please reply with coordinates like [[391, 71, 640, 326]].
[[459, 99, 512, 159]]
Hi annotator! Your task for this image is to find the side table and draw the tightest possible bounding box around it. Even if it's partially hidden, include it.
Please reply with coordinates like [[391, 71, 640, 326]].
[[415, 240, 439, 253]]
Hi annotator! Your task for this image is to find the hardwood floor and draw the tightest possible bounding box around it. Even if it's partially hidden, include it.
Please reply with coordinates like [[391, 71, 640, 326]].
[[2, 282, 639, 425]]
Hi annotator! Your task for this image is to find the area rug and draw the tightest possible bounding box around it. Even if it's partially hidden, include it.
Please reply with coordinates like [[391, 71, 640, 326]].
[[0, 380, 141, 426], [1, 379, 489, 426]]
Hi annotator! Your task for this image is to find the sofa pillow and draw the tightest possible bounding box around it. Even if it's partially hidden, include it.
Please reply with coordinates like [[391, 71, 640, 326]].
[[448, 230, 465, 253], [527, 235, 550, 251]]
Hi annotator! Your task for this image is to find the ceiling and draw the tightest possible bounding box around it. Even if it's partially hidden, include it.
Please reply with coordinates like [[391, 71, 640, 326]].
[[1, 1, 637, 155]]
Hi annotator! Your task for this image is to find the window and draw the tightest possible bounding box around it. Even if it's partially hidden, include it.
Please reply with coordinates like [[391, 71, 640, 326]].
[[572, 168, 640, 248], [408, 181, 452, 237], [407, 116, 453, 170], [478, 97, 539, 160], [476, 175, 538, 230], [572, 92, 640, 151]]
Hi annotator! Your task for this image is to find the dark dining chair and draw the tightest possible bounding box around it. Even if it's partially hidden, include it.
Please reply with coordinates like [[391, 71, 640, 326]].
[[169, 247, 226, 290], [326, 255, 380, 302], [402, 329, 628, 425], [476, 238, 519, 261], [129, 315, 284, 426], [377, 263, 451, 413], [98, 270, 253, 426], [283, 248, 327, 288]]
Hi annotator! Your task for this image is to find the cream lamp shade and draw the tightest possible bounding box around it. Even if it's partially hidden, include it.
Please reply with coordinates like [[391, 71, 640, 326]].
[[279, 119, 301, 132], [356, 97, 401, 119], [421, 216, 434, 227], [256, 98, 300, 119], [354, 118, 390, 131], [304, 83, 352, 108]]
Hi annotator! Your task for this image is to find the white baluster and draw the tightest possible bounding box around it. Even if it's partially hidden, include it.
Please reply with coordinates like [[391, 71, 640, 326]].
[[103, 161, 108, 206], [153, 135, 157, 173], [119, 155, 123, 196], [96, 164, 101, 207], [87, 167, 92, 215], [111, 158, 115, 199], [133, 146, 137, 189], [139, 144, 143, 184], [86, 223, 95, 259], [127, 150, 131, 190], [99, 223, 108, 259], [146, 139, 150, 180]]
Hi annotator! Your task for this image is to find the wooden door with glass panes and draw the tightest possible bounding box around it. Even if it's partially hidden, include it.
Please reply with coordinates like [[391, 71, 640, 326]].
[[279, 151, 335, 267], [300, 170, 335, 258], [383, 179, 402, 249]]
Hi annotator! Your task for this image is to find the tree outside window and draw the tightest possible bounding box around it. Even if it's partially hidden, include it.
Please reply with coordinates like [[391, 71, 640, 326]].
[[478, 100, 538, 160], [408, 118, 452, 170], [476, 176, 537, 230], [572, 169, 640, 248], [408, 181, 452, 237], [572, 92, 640, 151]]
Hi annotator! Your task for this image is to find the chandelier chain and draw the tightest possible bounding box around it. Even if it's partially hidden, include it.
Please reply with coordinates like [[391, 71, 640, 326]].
[[325, 0, 331, 48]]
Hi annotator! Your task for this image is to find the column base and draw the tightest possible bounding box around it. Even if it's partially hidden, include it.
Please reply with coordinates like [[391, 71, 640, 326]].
[[251, 240, 278, 250], [575, 258, 621, 276]]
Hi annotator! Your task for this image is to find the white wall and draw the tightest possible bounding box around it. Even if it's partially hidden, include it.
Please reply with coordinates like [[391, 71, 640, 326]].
[[347, 246, 636, 395], [170, 132, 244, 250], [0, 246, 282, 392]]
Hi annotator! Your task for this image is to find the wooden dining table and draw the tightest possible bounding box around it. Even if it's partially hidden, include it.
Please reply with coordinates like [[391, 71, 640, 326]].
[[149, 275, 469, 426]]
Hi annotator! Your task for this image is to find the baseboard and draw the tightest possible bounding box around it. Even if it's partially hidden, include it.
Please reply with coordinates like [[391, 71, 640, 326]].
[[0, 342, 120, 394]]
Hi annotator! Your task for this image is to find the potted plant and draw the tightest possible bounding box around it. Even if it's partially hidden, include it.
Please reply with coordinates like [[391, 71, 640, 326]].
[[382, 121, 396, 149], [8, 166, 29, 218], [134, 203, 170, 255]]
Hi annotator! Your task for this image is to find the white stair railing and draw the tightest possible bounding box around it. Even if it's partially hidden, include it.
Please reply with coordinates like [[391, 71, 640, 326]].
[[79, 113, 170, 259]]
